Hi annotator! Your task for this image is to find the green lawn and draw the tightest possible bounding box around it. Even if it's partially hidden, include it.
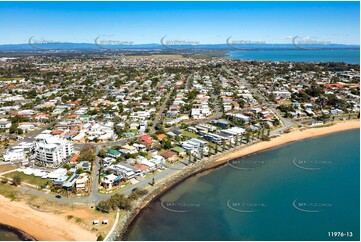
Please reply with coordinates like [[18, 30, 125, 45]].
[[181, 130, 199, 138], [5, 171, 49, 187]]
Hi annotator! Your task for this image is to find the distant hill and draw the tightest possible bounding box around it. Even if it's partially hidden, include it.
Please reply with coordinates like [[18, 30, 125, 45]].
[[0, 43, 359, 52]]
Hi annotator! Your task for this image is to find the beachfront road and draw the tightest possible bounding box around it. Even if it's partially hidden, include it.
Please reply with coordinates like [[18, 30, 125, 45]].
[[16, 161, 188, 204]]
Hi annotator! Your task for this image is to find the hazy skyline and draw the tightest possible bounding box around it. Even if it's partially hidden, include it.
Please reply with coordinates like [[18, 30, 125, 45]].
[[0, 1, 359, 45]]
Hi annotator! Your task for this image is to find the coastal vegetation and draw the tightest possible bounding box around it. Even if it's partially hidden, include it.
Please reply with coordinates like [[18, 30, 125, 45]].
[[96, 188, 148, 213]]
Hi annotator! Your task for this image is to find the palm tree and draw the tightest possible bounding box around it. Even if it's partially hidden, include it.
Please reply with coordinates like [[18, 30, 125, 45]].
[[235, 134, 239, 146], [257, 129, 261, 139], [193, 152, 198, 162], [228, 139, 232, 149], [222, 139, 226, 151], [261, 128, 265, 137], [245, 132, 250, 143], [215, 144, 219, 154]]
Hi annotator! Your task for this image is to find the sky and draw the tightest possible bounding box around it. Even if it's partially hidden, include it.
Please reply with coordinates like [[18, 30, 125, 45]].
[[0, 1, 359, 45]]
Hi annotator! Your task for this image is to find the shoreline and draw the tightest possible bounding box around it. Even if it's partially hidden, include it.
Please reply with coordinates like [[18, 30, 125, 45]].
[[115, 120, 360, 240], [1, 121, 359, 241], [0, 195, 96, 241], [205, 120, 360, 170], [0, 224, 35, 241]]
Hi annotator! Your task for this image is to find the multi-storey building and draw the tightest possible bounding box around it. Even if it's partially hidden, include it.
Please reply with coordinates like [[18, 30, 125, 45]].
[[33, 133, 74, 166]]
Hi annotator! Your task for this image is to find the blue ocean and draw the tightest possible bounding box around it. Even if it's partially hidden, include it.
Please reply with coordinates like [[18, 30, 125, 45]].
[[124, 129, 360, 241], [226, 49, 360, 64]]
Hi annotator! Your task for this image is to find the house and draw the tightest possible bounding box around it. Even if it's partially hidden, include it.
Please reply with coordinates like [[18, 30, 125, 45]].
[[140, 135, 153, 147], [69, 154, 81, 163], [102, 157, 115, 165], [76, 161, 91, 172], [211, 120, 230, 129], [171, 146, 186, 157], [108, 164, 136, 179], [156, 134, 167, 140], [62, 173, 80, 191], [149, 155, 165, 167], [54, 175, 69, 186], [101, 174, 123, 190], [160, 151, 178, 163], [134, 164, 150, 174], [3, 148, 25, 162], [75, 173, 90, 192], [118, 163, 142, 176], [0, 119, 11, 131], [107, 149, 121, 158]]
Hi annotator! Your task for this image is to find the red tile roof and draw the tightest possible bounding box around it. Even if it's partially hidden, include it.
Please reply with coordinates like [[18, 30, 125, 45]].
[[140, 135, 153, 145], [134, 164, 148, 171]]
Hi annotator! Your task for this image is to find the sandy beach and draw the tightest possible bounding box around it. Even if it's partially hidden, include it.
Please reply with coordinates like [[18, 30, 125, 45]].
[[1, 120, 359, 241], [0, 195, 96, 241], [206, 120, 360, 169]]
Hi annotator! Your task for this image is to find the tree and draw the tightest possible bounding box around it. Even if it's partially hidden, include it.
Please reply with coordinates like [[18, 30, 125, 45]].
[[98, 149, 107, 158], [245, 132, 250, 143], [200, 147, 204, 159], [76, 168, 84, 174], [128, 188, 148, 201], [97, 234, 105, 241], [79, 149, 96, 162], [1, 177, 8, 184], [12, 174, 22, 186], [222, 140, 226, 151], [9, 123, 19, 134]]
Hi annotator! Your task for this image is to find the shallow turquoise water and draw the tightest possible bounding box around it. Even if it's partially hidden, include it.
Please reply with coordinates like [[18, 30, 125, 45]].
[[124, 129, 360, 241]]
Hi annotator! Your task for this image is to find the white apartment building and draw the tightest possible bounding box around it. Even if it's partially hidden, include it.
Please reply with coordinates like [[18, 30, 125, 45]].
[[33, 133, 74, 166]]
